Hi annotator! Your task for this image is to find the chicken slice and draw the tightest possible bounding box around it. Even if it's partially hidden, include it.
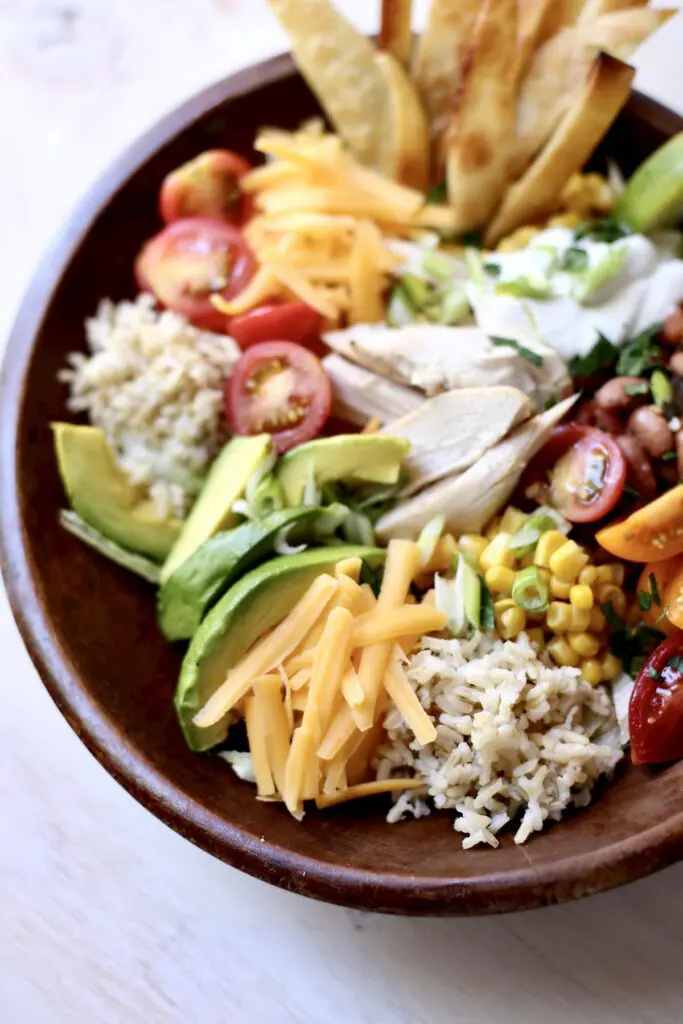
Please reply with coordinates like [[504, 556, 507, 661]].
[[382, 386, 532, 495], [322, 354, 422, 426], [324, 323, 569, 409], [375, 395, 577, 541]]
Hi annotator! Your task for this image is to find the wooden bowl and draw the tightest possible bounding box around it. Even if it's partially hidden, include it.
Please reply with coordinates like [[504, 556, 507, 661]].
[[2, 54, 683, 915]]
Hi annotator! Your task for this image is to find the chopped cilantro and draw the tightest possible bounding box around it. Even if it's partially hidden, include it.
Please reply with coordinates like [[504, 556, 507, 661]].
[[656, 606, 671, 625], [616, 323, 664, 377], [662, 450, 677, 462], [483, 261, 501, 278], [647, 667, 663, 681], [623, 483, 642, 498], [480, 577, 495, 631], [602, 601, 625, 631], [544, 395, 559, 412], [668, 655, 683, 672], [607, 617, 666, 678], [639, 590, 653, 612], [562, 246, 589, 272], [649, 572, 662, 608], [360, 560, 384, 597], [568, 332, 618, 382], [489, 335, 543, 368], [623, 381, 650, 397], [461, 230, 483, 248], [574, 218, 632, 243]]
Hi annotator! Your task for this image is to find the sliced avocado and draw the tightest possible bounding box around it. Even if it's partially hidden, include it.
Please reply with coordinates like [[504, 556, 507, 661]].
[[60, 510, 161, 584], [158, 505, 322, 642], [276, 435, 410, 506], [176, 545, 385, 751], [160, 434, 272, 584], [52, 423, 181, 561]]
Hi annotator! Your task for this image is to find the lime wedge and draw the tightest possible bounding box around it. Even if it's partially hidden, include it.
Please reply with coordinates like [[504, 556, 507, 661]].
[[615, 131, 683, 233]]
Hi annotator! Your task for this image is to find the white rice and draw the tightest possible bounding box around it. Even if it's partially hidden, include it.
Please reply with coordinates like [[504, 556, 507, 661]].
[[376, 632, 624, 848], [59, 294, 240, 519]]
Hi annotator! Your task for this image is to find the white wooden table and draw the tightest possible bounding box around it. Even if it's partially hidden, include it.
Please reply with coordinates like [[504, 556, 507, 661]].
[[3, 3, 683, 1021]]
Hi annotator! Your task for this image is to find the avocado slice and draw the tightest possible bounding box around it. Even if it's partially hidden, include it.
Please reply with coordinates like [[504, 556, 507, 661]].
[[158, 505, 322, 642], [276, 434, 410, 506], [60, 510, 161, 584], [160, 434, 272, 584], [176, 544, 385, 751], [53, 423, 181, 561]]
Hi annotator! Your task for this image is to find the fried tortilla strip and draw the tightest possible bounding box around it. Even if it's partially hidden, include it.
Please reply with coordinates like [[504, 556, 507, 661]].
[[486, 53, 635, 247], [444, 0, 519, 234], [379, 0, 413, 68], [579, 0, 648, 22], [581, 8, 677, 59], [264, 0, 387, 168], [374, 52, 430, 191], [411, 0, 480, 161], [512, 8, 665, 179], [516, 0, 559, 79]]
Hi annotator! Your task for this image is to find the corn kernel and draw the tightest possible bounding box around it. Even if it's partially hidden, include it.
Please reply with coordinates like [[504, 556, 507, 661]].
[[549, 540, 589, 583], [550, 576, 573, 599], [581, 658, 603, 686], [500, 606, 527, 639], [608, 563, 625, 587], [538, 567, 551, 585], [589, 606, 607, 632], [480, 533, 515, 573], [601, 652, 622, 681], [498, 507, 528, 534], [423, 534, 457, 573], [578, 566, 598, 587], [568, 607, 592, 632], [494, 598, 516, 615], [547, 211, 583, 229], [570, 584, 594, 611], [596, 583, 626, 617], [485, 565, 515, 596], [458, 534, 488, 568], [485, 517, 501, 541], [534, 530, 567, 568], [568, 631, 601, 658], [496, 226, 541, 253], [547, 601, 573, 632], [595, 565, 614, 584], [519, 551, 535, 569], [547, 636, 580, 667], [525, 628, 545, 651]]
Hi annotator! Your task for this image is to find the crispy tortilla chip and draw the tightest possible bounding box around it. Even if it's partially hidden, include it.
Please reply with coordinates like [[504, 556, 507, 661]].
[[444, 0, 519, 233], [579, 0, 648, 22], [486, 53, 635, 247], [374, 52, 430, 190], [411, 0, 481, 162], [512, 7, 666, 179], [265, 0, 387, 168], [580, 8, 677, 59], [379, 0, 413, 68], [516, 0, 559, 79]]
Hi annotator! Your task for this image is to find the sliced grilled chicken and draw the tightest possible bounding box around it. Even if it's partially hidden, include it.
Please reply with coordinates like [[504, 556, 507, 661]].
[[322, 354, 422, 426], [324, 323, 567, 408], [376, 395, 577, 540], [382, 386, 532, 494]]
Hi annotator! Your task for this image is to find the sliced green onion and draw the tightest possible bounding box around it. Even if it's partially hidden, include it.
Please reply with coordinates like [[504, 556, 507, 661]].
[[249, 473, 285, 519], [342, 510, 375, 546], [512, 566, 549, 613], [386, 284, 415, 327], [495, 277, 551, 299], [651, 369, 673, 408], [439, 287, 470, 325], [274, 523, 307, 556], [399, 273, 431, 309], [507, 512, 558, 555], [572, 244, 626, 302], [313, 502, 349, 538], [422, 250, 456, 282], [417, 514, 446, 568], [435, 555, 480, 636]]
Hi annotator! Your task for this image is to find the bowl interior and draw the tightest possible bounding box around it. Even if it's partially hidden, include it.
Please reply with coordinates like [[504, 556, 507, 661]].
[[3, 58, 683, 915]]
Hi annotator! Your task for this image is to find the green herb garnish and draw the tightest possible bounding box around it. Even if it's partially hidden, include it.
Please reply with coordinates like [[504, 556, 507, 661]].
[[483, 261, 502, 278], [360, 560, 384, 597], [562, 246, 589, 272], [461, 230, 483, 248], [639, 590, 653, 612], [575, 218, 632, 243], [489, 335, 543, 368], [649, 572, 662, 608], [662, 450, 677, 462], [426, 180, 447, 205], [624, 381, 650, 397], [568, 332, 618, 382], [480, 577, 495, 631], [616, 323, 664, 377]]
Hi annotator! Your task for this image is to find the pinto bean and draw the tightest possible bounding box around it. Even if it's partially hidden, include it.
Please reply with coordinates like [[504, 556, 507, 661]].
[[669, 351, 683, 376], [676, 429, 683, 482], [616, 434, 658, 499], [595, 376, 649, 410], [592, 405, 623, 435], [662, 308, 683, 346], [627, 404, 674, 459]]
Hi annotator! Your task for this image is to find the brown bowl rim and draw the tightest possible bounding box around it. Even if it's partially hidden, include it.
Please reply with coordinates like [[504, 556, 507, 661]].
[[3, 55, 683, 915]]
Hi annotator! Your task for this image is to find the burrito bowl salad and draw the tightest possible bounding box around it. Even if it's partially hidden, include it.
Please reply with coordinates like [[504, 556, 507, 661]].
[[52, 0, 683, 847]]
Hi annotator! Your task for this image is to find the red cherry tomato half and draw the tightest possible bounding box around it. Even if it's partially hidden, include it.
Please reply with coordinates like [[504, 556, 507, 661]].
[[523, 423, 627, 523], [159, 150, 254, 225], [630, 633, 683, 765], [225, 341, 332, 453], [228, 302, 325, 354], [135, 218, 256, 332]]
